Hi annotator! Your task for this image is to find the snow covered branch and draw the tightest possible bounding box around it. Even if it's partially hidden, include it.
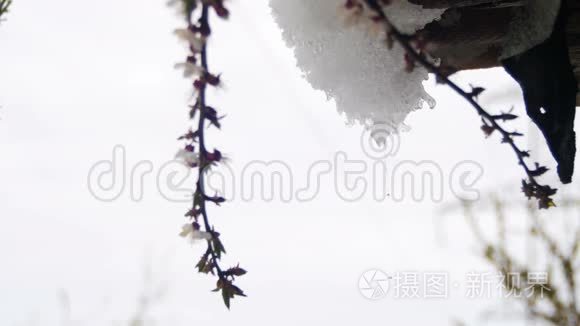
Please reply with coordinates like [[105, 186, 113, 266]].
[[349, 0, 558, 209], [173, 0, 246, 309]]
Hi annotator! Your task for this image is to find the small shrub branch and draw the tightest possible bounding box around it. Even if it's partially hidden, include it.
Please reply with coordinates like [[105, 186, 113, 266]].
[[347, 0, 558, 208]]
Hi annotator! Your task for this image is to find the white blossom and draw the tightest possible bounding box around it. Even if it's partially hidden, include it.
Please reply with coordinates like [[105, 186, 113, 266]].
[[166, 0, 185, 16], [174, 61, 204, 78], [179, 223, 212, 241], [175, 148, 199, 167], [173, 28, 206, 52]]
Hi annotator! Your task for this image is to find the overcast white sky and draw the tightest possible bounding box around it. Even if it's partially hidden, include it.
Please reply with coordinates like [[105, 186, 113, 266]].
[[0, 1, 578, 325]]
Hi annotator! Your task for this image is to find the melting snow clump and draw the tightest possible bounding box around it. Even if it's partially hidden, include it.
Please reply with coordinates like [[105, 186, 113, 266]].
[[269, 0, 444, 130], [269, 0, 562, 131]]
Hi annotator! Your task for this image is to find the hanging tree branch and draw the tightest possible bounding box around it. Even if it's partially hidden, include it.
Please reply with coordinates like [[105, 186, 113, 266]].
[[345, 0, 558, 209], [173, 0, 246, 309], [0, 0, 11, 22]]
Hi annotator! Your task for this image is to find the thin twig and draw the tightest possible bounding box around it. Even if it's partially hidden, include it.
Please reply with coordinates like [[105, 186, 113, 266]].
[[196, 3, 224, 278], [176, 0, 245, 309]]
